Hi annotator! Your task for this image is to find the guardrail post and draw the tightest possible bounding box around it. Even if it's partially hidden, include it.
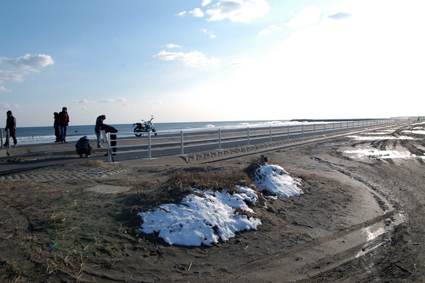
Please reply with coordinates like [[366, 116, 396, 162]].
[[302, 124, 304, 138], [269, 126, 272, 142], [218, 128, 222, 150], [6, 129, 10, 149], [181, 131, 184, 155], [247, 128, 250, 146], [324, 123, 326, 134], [148, 130, 152, 159], [314, 124, 316, 136], [107, 132, 112, 164], [287, 125, 289, 140]]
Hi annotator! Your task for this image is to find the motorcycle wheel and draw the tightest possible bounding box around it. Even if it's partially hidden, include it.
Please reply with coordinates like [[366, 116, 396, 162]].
[[134, 127, 143, 137]]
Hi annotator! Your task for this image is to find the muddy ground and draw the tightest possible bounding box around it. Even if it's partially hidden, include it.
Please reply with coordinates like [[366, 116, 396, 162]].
[[0, 122, 424, 282]]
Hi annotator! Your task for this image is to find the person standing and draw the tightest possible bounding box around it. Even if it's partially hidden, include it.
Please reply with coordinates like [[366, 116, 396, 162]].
[[4, 110, 17, 147], [53, 112, 60, 142], [94, 115, 106, 148], [58, 107, 69, 143]]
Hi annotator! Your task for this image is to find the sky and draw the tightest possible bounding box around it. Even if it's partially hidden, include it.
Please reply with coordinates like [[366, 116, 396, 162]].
[[1, 0, 424, 127]]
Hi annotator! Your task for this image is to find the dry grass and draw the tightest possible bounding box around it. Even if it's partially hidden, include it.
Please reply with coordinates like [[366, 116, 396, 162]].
[[76, 160, 106, 167], [167, 163, 268, 208], [169, 169, 253, 194]]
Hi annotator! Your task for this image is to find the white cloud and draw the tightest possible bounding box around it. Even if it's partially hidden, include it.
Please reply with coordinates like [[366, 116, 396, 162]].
[[98, 99, 115, 103], [259, 29, 271, 35], [0, 54, 54, 90], [177, 11, 187, 16], [189, 8, 204, 18], [202, 0, 211, 6], [327, 12, 352, 20], [0, 102, 20, 110], [259, 25, 281, 35], [206, 0, 270, 23], [0, 54, 54, 69], [166, 43, 181, 48], [97, 98, 127, 103], [0, 86, 12, 93], [0, 70, 26, 83], [74, 99, 90, 103], [202, 29, 216, 38], [150, 101, 162, 104], [153, 51, 219, 67], [230, 57, 256, 67], [286, 7, 322, 28]]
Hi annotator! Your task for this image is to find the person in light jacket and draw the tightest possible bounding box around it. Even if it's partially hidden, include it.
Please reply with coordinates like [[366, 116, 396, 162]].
[[94, 115, 106, 148]]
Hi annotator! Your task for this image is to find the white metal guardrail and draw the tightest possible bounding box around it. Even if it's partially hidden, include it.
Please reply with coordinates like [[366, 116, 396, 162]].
[[100, 118, 407, 163], [0, 129, 10, 149]]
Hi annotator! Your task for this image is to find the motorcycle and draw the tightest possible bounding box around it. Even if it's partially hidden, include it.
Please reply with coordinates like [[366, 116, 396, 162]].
[[133, 115, 157, 137]]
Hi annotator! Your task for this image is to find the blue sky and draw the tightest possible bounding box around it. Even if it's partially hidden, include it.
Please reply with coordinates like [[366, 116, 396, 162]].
[[1, 0, 424, 127]]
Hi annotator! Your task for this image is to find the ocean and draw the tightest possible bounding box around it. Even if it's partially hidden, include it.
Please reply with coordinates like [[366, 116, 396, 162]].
[[3, 120, 296, 145]]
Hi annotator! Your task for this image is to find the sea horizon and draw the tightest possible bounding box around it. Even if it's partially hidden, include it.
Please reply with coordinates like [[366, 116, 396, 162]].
[[3, 119, 294, 145], [2, 117, 404, 146]]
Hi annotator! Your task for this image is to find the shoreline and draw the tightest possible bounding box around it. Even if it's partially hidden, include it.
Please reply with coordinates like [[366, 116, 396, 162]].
[[2, 118, 408, 147]]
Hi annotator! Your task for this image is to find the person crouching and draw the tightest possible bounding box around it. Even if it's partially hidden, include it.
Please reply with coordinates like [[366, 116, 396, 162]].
[[75, 136, 92, 158]]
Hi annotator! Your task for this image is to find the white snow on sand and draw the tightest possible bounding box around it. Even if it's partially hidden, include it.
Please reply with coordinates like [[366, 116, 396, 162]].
[[348, 135, 414, 141], [359, 131, 394, 135], [254, 164, 303, 198], [138, 164, 302, 246], [343, 149, 415, 159], [411, 122, 425, 126], [403, 130, 425, 135], [345, 126, 425, 160]]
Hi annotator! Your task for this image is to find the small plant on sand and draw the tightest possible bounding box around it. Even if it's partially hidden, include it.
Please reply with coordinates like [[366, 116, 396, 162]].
[[169, 168, 253, 194], [77, 160, 106, 167], [244, 155, 270, 179]]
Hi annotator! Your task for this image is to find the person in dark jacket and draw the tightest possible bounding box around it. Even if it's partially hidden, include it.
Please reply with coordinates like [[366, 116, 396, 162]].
[[4, 110, 17, 147], [94, 115, 106, 148], [58, 107, 70, 143], [102, 124, 118, 154], [75, 136, 92, 157], [53, 112, 60, 142]]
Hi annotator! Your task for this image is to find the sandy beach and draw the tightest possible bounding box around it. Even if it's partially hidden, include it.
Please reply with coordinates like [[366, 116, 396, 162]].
[[0, 121, 424, 282]]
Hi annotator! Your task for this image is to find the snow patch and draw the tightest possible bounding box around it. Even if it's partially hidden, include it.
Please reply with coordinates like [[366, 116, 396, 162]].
[[138, 164, 303, 246], [254, 164, 303, 198], [348, 135, 414, 140], [343, 149, 415, 159], [139, 187, 261, 246]]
